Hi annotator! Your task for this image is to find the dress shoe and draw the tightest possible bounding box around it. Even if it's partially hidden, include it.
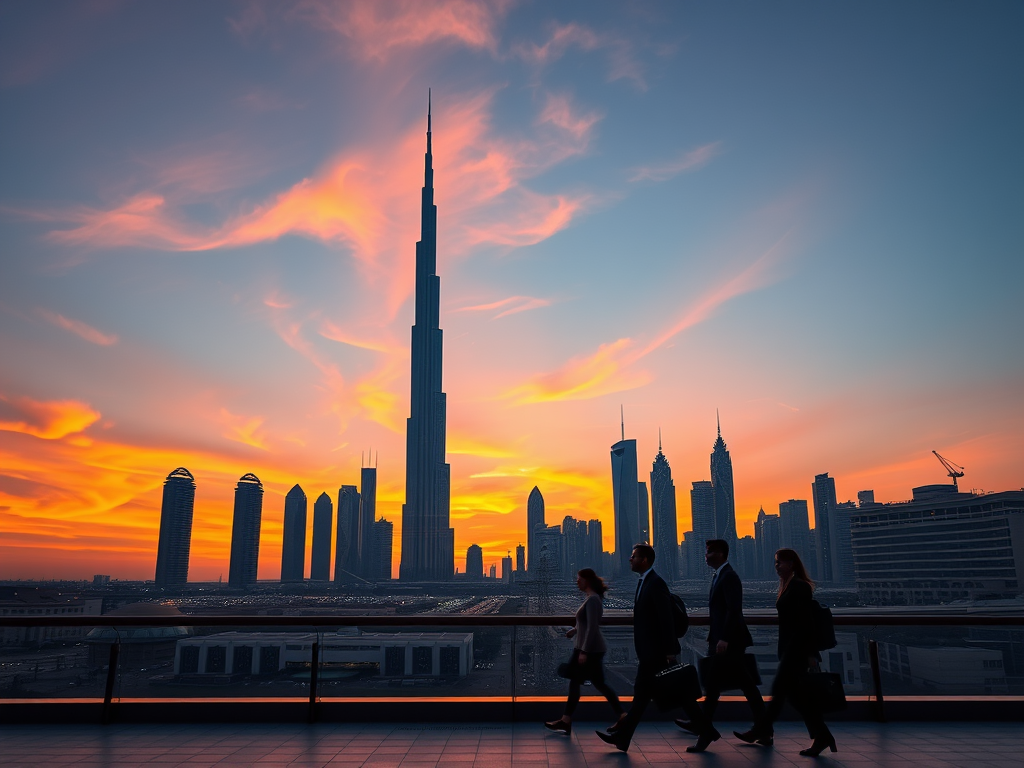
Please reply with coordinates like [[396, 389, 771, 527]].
[[596, 729, 629, 752], [734, 728, 773, 746], [607, 714, 628, 734], [674, 719, 699, 735], [685, 728, 721, 753], [544, 719, 571, 735], [799, 736, 837, 756]]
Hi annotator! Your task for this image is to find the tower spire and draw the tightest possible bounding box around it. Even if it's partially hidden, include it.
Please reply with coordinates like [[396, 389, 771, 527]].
[[658, 427, 662, 453], [717, 408, 721, 437], [620, 405, 625, 442]]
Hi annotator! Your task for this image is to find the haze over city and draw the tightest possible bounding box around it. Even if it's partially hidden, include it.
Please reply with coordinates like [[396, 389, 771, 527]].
[[1, 1, 1021, 581]]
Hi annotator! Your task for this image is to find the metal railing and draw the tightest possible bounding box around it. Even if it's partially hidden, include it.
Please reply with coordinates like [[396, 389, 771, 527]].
[[2, 613, 1022, 724]]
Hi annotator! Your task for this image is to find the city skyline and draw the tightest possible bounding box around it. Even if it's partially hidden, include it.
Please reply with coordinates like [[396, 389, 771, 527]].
[[1, 3, 1021, 580]]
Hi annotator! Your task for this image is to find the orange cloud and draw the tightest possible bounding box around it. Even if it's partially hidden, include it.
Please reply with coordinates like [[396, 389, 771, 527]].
[[502, 228, 796, 404], [629, 142, 721, 183], [36, 308, 118, 346], [501, 338, 651, 405], [32, 90, 591, 321], [217, 408, 270, 451], [0, 394, 101, 440]]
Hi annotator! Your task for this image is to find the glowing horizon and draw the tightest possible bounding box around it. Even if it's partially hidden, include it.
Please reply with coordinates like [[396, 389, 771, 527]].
[[1, 2, 1022, 581]]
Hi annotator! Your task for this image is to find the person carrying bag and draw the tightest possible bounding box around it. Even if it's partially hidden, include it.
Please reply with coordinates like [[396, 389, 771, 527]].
[[545, 568, 625, 735]]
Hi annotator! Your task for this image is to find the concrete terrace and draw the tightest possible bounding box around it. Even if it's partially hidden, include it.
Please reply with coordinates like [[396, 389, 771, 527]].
[[1, 721, 1021, 768]]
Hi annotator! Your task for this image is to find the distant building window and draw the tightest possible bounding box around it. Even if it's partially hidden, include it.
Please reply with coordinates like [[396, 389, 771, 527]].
[[440, 647, 460, 676], [385, 646, 405, 676], [259, 646, 280, 674], [206, 646, 226, 674], [180, 646, 200, 674], [233, 645, 254, 675], [413, 646, 432, 675]]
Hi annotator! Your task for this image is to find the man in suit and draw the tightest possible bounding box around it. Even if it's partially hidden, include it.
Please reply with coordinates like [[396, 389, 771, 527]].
[[676, 539, 767, 750], [598, 543, 715, 752]]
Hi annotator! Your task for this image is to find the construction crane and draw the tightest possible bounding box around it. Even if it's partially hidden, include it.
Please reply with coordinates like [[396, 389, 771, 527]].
[[932, 451, 965, 490]]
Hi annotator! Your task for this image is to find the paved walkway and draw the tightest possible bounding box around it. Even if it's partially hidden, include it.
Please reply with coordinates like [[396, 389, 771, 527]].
[[1, 722, 1020, 767]]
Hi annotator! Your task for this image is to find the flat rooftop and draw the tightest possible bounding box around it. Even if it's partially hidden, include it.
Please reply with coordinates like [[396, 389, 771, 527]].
[[1, 721, 1020, 767]]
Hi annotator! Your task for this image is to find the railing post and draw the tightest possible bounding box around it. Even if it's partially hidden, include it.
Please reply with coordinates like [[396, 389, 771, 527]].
[[868, 639, 886, 722], [101, 641, 119, 725], [308, 639, 319, 723], [510, 625, 517, 723]]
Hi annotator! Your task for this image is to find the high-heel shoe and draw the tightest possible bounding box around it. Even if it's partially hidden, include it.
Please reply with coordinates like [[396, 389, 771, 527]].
[[544, 719, 571, 735], [799, 736, 837, 756]]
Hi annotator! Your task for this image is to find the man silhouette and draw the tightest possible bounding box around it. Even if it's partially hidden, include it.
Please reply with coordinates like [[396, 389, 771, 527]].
[[597, 543, 714, 752], [676, 539, 766, 750]]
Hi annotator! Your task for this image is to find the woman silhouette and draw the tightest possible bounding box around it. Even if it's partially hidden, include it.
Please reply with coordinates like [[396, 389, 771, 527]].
[[734, 548, 836, 756], [544, 568, 626, 735]]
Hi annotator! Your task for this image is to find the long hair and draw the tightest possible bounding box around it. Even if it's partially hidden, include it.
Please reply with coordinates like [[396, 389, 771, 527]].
[[775, 548, 815, 596], [578, 568, 608, 597]]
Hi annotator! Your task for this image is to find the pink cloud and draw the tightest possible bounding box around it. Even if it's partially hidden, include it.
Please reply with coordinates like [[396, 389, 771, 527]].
[[629, 142, 721, 183], [514, 22, 645, 89], [294, 0, 511, 61], [452, 295, 552, 319], [36, 308, 118, 346], [537, 93, 602, 143]]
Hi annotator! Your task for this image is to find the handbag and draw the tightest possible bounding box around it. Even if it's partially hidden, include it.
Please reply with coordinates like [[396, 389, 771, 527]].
[[697, 652, 762, 693], [556, 651, 580, 679], [802, 671, 847, 713], [652, 663, 702, 712]]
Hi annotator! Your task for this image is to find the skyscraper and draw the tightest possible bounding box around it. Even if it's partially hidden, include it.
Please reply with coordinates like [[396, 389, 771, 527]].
[[587, 519, 603, 568], [359, 465, 377, 579], [372, 518, 394, 581], [611, 421, 640, 576], [832, 500, 856, 587], [154, 467, 196, 588], [334, 485, 360, 582], [280, 484, 307, 583], [650, 439, 679, 579], [637, 481, 650, 543], [754, 506, 782, 578], [501, 553, 513, 582], [400, 95, 454, 582], [690, 480, 715, 543], [710, 414, 737, 543], [812, 472, 838, 582], [779, 499, 812, 567], [310, 492, 333, 581], [228, 473, 263, 590], [527, 486, 545, 572], [466, 544, 484, 580]]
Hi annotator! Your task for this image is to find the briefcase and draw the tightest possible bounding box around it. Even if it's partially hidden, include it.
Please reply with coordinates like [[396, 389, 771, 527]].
[[652, 663, 702, 712], [802, 671, 847, 713], [697, 653, 762, 693]]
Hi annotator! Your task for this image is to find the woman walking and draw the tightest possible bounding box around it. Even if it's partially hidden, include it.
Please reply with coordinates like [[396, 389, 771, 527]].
[[734, 548, 836, 757], [545, 568, 626, 735]]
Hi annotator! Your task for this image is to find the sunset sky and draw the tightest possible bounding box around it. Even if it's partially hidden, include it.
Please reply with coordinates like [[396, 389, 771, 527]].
[[1, 1, 1022, 581]]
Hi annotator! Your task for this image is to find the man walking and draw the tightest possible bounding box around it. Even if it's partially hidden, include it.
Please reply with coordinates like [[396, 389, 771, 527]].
[[598, 543, 715, 752], [676, 539, 767, 750]]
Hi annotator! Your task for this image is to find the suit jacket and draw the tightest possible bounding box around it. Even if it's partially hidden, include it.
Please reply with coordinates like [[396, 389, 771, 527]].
[[707, 562, 754, 650], [632, 569, 680, 663], [776, 577, 815, 661]]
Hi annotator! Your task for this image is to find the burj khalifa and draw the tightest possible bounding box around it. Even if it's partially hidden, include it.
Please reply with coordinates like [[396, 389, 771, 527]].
[[399, 94, 454, 581]]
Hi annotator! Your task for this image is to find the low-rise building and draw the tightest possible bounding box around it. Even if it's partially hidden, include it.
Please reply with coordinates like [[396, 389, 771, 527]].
[[173, 628, 473, 678]]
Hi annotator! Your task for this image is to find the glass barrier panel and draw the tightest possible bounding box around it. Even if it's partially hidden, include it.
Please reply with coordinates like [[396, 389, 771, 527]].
[[0, 623, 110, 699], [114, 625, 314, 700]]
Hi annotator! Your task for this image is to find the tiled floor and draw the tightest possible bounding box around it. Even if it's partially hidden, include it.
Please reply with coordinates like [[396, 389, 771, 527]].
[[0, 722, 1020, 767]]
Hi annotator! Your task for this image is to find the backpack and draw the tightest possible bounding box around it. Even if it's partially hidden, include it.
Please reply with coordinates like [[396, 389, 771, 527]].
[[811, 600, 837, 651], [670, 593, 689, 638]]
